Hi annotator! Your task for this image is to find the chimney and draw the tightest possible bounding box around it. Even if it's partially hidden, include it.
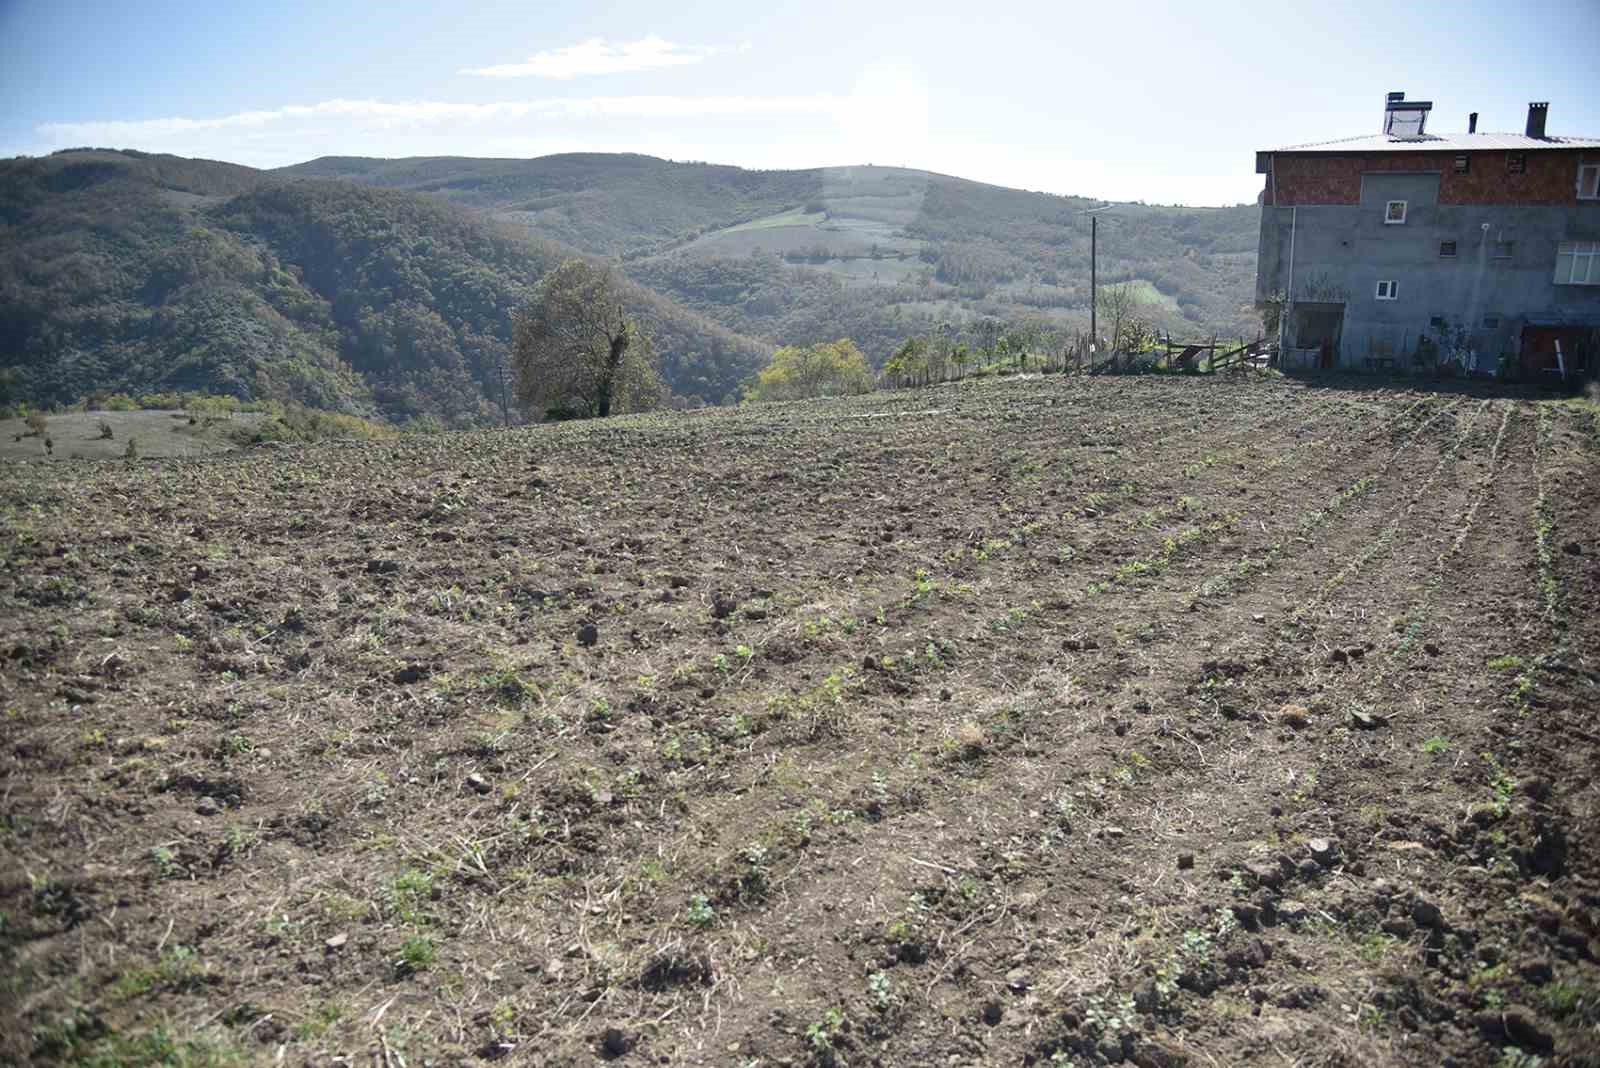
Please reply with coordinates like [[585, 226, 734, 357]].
[[1383, 90, 1433, 137], [1468, 112, 1478, 134], [1526, 102, 1549, 139]]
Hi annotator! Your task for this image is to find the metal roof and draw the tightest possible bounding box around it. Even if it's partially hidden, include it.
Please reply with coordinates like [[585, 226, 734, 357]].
[[1266, 132, 1600, 153]]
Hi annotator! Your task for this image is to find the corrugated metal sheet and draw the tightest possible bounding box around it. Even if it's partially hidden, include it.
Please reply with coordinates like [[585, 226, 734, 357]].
[[1268, 132, 1600, 154]]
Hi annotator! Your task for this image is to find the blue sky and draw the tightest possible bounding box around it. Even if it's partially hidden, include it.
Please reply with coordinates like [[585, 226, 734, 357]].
[[2, 0, 1597, 205]]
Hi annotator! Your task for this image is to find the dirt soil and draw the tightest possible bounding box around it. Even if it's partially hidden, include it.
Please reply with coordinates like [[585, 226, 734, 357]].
[[3, 374, 1598, 1068]]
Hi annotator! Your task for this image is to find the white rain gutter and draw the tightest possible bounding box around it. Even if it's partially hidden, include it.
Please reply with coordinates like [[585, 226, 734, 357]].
[[1281, 205, 1297, 356]]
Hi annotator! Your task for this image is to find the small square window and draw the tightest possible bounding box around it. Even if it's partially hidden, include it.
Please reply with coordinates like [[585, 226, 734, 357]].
[[1482, 316, 1501, 329], [1376, 280, 1399, 300], [1492, 240, 1514, 259], [1429, 316, 1447, 330], [1384, 200, 1408, 224], [1439, 240, 1457, 257], [1453, 155, 1470, 174], [1579, 164, 1600, 200], [1507, 153, 1527, 174]]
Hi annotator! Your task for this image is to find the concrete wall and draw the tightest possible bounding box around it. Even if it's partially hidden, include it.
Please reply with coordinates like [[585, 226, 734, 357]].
[[1257, 167, 1600, 370]]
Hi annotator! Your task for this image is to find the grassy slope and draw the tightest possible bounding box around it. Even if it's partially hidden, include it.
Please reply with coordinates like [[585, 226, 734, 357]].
[[0, 410, 271, 461]]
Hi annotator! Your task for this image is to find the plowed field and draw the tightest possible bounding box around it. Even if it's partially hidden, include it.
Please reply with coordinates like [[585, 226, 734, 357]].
[[4, 375, 1598, 1067]]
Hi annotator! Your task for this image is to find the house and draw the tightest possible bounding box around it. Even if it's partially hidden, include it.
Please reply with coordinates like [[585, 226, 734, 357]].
[[1254, 92, 1600, 377]]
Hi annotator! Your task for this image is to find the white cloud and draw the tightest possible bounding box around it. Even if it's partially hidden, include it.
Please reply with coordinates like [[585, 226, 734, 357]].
[[36, 94, 845, 148], [461, 36, 737, 79]]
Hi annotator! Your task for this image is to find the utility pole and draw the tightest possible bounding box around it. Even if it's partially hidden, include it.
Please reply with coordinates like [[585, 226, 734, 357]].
[[1072, 205, 1112, 368], [497, 359, 511, 428]]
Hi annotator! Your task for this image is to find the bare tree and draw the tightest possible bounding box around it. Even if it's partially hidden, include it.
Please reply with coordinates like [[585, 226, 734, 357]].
[[511, 260, 662, 419], [1096, 282, 1153, 355]]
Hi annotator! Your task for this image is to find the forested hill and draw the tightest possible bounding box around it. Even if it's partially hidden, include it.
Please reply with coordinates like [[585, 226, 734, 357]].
[[280, 153, 823, 259], [280, 154, 1262, 354], [2, 148, 1260, 423], [0, 150, 768, 422]]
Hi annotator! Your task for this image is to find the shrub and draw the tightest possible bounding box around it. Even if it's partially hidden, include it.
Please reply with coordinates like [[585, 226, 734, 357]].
[[26, 411, 48, 436], [744, 339, 874, 402], [98, 420, 114, 440]]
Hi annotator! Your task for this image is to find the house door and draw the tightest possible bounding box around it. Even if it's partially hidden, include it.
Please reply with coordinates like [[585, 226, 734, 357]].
[[1291, 303, 1345, 369], [1520, 326, 1594, 379]]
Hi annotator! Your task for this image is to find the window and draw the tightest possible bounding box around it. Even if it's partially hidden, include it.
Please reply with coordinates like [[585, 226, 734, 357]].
[[1439, 240, 1458, 257], [1453, 154, 1470, 174], [1429, 316, 1447, 330], [1492, 240, 1515, 260], [1375, 280, 1399, 300], [1384, 200, 1408, 224], [1482, 316, 1501, 329], [1507, 153, 1527, 175], [1555, 241, 1600, 285], [1579, 164, 1600, 200]]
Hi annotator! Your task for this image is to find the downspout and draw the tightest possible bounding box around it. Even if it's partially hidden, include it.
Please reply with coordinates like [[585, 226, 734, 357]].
[[1281, 205, 1297, 359]]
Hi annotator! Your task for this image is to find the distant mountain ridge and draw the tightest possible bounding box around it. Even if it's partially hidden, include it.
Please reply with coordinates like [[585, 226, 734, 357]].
[[280, 153, 1261, 358]]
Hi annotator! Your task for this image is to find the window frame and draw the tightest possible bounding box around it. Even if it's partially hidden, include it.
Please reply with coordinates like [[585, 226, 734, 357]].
[[1579, 164, 1600, 200], [1453, 154, 1470, 174], [1384, 200, 1408, 225], [1375, 279, 1399, 301], [1555, 241, 1600, 285], [1507, 153, 1527, 175], [1439, 239, 1458, 258]]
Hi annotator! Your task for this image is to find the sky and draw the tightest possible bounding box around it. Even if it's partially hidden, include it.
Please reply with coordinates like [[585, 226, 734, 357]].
[[2, 0, 1598, 206]]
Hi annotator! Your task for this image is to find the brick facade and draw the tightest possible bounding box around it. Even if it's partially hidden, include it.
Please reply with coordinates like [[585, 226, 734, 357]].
[[1264, 149, 1597, 207]]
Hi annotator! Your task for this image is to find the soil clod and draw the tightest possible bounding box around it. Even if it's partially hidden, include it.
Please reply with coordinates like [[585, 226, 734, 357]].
[[1277, 703, 1311, 729], [598, 1027, 632, 1059]]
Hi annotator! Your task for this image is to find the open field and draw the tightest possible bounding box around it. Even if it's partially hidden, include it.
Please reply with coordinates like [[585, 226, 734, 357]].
[[0, 411, 272, 463], [3, 375, 1599, 1067]]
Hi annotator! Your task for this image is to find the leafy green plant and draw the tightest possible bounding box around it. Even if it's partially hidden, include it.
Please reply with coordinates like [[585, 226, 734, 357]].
[[295, 1000, 344, 1041], [1081, 991, 1137, 1038], [1497, 1048, 1542, 1068], [804, 1007, 846, 1051], [685, 894, 716, 929], [1542, 981, 1590, 1020], [867, 971, 893, 1010], [397, 935, 435, 972]]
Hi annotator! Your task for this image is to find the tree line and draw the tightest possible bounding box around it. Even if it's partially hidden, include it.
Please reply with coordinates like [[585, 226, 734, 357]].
[[512, 264, 1182, 418]]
